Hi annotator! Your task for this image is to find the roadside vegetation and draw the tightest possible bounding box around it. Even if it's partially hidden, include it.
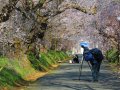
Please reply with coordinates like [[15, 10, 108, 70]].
[[105, 48, 118, 63], [105, 48, 120, 73], [0, 50, 70, 89]]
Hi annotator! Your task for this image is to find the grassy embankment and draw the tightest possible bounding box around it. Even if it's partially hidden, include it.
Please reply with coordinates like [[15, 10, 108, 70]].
[[105, 48, 120, 73], [0, 50, 70, 89]]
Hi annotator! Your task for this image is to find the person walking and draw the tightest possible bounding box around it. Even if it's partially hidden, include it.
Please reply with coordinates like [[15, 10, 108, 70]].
[[81, 45, 103, 82]]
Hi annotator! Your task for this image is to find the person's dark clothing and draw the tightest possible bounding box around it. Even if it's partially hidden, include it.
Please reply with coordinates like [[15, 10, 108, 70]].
[[73, 55, 79, 63], [91, 61, 102, 81], [81, 46, 102, 81], [90, 48, 104, 63], [83, 47, 89, 53]]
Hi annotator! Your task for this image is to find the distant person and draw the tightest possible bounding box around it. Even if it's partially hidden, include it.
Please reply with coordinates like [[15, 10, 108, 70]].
[[81, 45, 104, 82], [72, 54, 79, 63]]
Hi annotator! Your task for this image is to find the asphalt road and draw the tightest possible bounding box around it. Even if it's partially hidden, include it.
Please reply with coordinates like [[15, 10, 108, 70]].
[[23, 60, 120, 90]]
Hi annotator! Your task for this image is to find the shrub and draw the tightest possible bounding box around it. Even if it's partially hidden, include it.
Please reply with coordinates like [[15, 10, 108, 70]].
[[27, 52, 48, 71], [105, 48, 118, 63], [0, 68, 24, 87], [27, 50, 69, 71]]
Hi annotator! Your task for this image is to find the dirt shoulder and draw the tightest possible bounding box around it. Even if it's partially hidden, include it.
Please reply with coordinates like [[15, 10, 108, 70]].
[[24, 64, 59, 81], [109, 63, 120, 78]]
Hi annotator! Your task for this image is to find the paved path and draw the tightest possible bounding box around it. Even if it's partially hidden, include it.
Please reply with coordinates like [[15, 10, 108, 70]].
[[23, 60, 120, 90]]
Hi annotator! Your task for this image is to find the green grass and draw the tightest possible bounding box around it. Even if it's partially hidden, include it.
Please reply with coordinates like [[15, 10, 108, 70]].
[[0, 56, 37, 89], [0, 50, 69, 89], [0, 56, 8, 69], [41, 53, 54, 67], [27, 52, 49, 71], [47, 50, 68, 61], [8, 59, 36, 78], [0, 57, 28, 88], [0, 68, 23, 86], [27, 50, 69, 71], [105, 48, 118, 63]]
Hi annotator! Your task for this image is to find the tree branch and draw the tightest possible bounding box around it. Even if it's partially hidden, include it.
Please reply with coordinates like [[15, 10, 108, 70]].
[[0, 0, 19, 23]]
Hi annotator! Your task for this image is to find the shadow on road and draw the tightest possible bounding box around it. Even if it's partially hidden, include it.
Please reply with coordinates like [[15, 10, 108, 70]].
[[25, 62, 120, 90]]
